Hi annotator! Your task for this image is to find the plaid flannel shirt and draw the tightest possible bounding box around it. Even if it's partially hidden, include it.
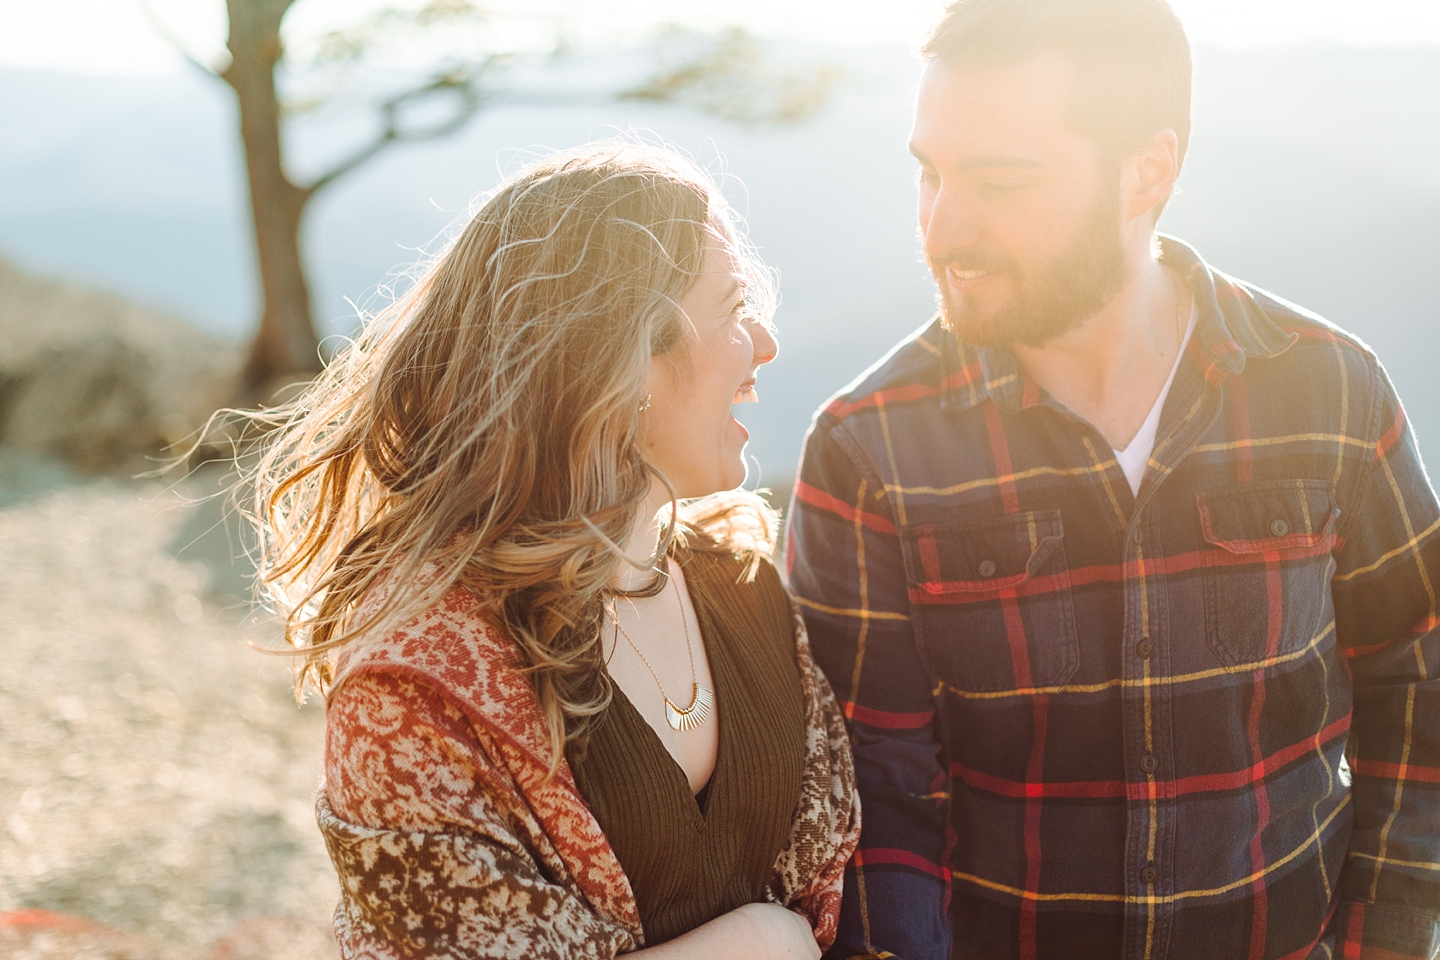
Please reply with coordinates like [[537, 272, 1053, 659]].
[[786, 237, 1440, 960]]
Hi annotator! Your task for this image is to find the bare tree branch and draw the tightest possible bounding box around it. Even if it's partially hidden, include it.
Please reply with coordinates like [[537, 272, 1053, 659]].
[[301, 56, 505, 198], [310, 0, 487, 66], [133, 0, 228, 77], [624, 27, 842, 124]]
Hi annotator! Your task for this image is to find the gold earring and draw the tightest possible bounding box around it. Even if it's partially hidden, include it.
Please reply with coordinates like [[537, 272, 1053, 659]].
[[639, 394, 652, 412]]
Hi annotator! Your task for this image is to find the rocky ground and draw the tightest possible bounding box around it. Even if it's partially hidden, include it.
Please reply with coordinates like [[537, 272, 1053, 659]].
[[0, 453, 339, 959]]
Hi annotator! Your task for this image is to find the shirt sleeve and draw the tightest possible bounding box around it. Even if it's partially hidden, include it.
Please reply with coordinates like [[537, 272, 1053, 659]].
[[321, 672, 637, 960], [786, 419, 952, 960], [1329, 360, 1440, 959]]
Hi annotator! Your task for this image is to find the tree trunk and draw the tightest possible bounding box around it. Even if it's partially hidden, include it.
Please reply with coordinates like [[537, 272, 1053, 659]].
[[223, 0, 321, 396]]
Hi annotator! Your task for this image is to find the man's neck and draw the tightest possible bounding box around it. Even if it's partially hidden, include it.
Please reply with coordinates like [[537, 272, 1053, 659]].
[[1011, 251, 1187, 451]]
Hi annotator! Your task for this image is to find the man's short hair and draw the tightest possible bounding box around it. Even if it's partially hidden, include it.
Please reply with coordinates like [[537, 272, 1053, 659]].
[[922, 0, 1193, 174]]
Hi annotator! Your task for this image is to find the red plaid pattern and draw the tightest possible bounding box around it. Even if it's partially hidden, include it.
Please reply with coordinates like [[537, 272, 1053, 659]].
[[787, 238, 1440, 960]]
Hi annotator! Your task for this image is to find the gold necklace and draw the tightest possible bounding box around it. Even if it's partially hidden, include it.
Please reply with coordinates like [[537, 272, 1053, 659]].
[[609, 569, 714, 732]]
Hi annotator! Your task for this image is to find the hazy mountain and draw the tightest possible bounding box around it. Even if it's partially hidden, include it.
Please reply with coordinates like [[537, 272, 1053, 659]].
[[1, 43, 1437, 477]]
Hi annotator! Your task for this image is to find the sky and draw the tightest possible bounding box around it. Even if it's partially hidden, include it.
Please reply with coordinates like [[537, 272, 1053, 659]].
[[0, 0, 1438, 76]]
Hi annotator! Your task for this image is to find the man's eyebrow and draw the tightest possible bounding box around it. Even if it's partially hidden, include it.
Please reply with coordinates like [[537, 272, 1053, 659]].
[[957, 155, 1045, 170], [908, 144, 1044, 172]]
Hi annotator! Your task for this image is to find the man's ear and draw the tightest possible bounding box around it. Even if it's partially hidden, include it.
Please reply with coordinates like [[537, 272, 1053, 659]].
[[1124, 128, 1180, 224]]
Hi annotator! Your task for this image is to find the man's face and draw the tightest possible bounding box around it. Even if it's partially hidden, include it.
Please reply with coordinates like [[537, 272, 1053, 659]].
[[911, 51, 1129, 349]]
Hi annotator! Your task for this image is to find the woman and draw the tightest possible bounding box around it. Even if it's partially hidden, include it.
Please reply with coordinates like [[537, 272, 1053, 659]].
[[246, 143, 859, 959]]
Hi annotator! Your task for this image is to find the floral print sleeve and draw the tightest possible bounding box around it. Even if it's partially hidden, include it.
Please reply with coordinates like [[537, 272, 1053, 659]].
[[765, 601, 862, 951], [327, 673, 494, 831], [320, 672, 639, 960]]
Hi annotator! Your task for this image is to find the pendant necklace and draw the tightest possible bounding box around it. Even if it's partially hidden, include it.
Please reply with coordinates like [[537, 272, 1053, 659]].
[[609, 566, 714, 732]]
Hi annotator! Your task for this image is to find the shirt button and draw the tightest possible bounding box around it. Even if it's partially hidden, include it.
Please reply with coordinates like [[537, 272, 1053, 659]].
[[1141, 864, 1158, 884], [1270, 518, 1290, 537], [978, 559, 997, 578], [1137, 638, 1154, 658], [1131, 527, 1144, 545], [1140, 753, 1159, 774]]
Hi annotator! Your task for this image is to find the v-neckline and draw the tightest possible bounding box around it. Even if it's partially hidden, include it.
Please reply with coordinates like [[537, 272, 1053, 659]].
[[605, 565, 727, 826]]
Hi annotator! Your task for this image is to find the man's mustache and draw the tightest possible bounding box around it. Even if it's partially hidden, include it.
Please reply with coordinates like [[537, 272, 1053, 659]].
[[925, 250, 1018, 276]]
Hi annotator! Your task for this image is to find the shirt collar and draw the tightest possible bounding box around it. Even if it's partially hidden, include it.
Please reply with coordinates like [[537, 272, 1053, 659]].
[[938, 235, 1299, 414]]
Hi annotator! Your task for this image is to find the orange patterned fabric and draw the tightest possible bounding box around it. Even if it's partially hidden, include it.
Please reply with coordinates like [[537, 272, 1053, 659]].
[[317, 566, 860, 958]]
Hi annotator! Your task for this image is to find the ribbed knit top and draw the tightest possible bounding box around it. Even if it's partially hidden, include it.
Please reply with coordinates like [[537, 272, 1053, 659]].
[[567, 548, 806, 946]]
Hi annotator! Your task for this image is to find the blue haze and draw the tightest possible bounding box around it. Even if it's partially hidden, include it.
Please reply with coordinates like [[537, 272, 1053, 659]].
[[1, 45, 1437, 478]]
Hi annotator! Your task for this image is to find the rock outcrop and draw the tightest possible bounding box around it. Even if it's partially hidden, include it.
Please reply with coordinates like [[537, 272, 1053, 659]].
[[0, 255, 239, 470]]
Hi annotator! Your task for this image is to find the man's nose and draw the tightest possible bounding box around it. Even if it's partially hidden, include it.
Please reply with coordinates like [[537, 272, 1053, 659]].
[[922, 187, 983, 260]]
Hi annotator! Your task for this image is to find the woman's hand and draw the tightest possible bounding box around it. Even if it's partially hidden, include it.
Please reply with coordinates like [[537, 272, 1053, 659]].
[[630, 902, 820, 960], [725, 903, 822, 960]]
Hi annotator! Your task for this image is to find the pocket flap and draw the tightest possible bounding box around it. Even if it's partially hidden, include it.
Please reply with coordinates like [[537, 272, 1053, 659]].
[[901, 510, 1064, 595], [1196, 479, 1340, 555]]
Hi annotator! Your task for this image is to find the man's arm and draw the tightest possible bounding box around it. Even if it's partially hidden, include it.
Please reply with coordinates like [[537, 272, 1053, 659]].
[[1330, 359, 1440, 959], [787, 419, 952, 960]]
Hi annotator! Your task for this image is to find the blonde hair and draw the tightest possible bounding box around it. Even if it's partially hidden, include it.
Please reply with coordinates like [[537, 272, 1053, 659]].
[[244, 142, 778, 759]]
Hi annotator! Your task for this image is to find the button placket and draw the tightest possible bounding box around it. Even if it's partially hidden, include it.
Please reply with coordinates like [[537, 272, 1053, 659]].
[[1116, 388, 1214, 951]]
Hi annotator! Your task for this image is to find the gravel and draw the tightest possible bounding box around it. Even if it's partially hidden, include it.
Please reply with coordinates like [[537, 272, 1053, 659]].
[[0, 454, 338, 958]]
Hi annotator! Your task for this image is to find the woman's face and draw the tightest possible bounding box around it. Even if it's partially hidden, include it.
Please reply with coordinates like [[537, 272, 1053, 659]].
[[642, 235, 778, 499]]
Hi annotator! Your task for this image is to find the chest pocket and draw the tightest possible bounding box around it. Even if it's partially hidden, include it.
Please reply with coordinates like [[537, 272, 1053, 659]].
[[1196, 479, 1340, 671], [899, 509, 1078, 694]]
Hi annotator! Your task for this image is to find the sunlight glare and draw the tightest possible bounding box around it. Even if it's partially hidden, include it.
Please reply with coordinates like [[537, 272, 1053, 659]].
[[0, 0, 1437, 77]]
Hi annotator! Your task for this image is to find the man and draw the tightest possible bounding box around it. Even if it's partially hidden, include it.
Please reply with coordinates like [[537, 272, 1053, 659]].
[[785, 1, 1440, 958]]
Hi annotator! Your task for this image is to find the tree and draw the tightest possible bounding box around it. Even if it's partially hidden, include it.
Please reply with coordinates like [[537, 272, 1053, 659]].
[[140, 0, 838, 399], [225, 0, 317, 390]]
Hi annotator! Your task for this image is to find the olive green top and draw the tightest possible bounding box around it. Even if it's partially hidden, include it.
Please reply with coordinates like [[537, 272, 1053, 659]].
[[567, 549, 806, 946]]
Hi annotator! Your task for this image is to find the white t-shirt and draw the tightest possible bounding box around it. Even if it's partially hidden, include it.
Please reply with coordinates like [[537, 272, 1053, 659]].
[[1112, 303, 1199, 497]]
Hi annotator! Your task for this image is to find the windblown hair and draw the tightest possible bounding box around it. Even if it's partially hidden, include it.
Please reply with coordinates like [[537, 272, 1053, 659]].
[[243, 142, 778, 761], [924, 0, 1192, 208]]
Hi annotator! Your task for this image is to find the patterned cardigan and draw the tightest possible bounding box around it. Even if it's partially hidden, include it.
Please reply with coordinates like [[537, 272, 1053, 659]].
[[316, 574, 861, 959]]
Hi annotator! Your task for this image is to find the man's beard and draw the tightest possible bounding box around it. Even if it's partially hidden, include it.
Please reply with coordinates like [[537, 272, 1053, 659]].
[[929, 187, 1129, 350]]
